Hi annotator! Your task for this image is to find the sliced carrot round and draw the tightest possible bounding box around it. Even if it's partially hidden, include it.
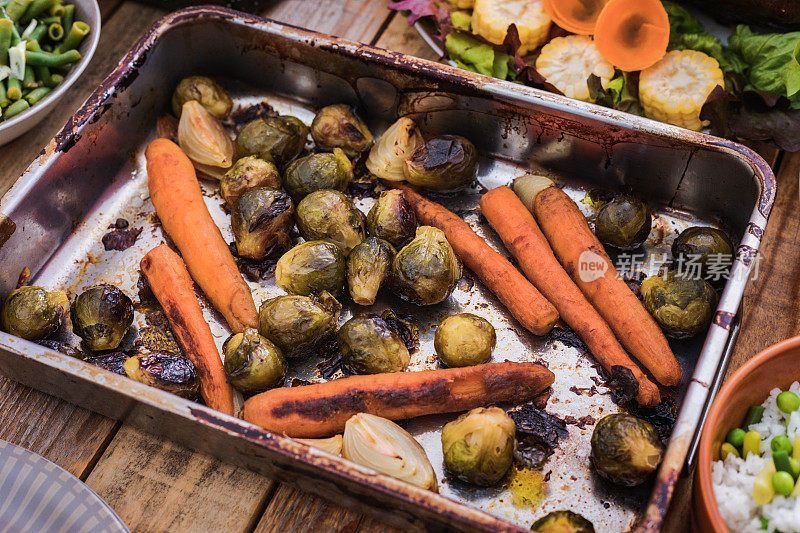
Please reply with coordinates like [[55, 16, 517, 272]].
[[542, 0, 611, 35], [593, 0, 669, 72]]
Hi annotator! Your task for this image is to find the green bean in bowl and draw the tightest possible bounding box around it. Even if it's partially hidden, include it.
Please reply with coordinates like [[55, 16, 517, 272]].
[[0, 0, 99, 144]]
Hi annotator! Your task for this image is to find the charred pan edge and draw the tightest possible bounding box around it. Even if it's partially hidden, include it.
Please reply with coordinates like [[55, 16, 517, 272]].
[[637, 139, 774, 532], [713, 311, 736, 331], [0, 214, 15, 251], [0, 336, 520, 532], [3, 6, 778, 533], [746, 222, 764, 241]]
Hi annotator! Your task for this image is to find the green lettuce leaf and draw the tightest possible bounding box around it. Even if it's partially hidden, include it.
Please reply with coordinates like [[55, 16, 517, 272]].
[[450, 11, 471, 31], [662, 1, 743, 76], [728, 25, 800, 108], [663, 1, 704, 35], [445, 31, 516, 80], [589, 72, 643, 115]]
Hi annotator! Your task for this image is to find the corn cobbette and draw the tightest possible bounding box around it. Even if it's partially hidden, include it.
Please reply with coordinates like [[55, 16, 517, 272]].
[[639, 50, 724, 131], [535, 35, 615, 102]]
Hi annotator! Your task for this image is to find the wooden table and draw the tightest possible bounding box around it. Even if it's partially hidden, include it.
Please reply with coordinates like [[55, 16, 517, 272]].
[[0, 1, 794, 531]]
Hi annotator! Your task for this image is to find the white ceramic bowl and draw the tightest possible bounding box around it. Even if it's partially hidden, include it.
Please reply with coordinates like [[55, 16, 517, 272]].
[[0, 0, 101, 146]]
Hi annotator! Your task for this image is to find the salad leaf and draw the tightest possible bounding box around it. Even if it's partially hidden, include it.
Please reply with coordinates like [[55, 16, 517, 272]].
[[387, 0, 450, 26], [498, 24, 562, 93], [445, 31, 516, 80], [589, 72, 643, 115], [662, 1, 704, 35], [700, 86, 800, 151], [663, 1, 743, 76], [728, 25, 800, 108], [450, 11, 471, 31]]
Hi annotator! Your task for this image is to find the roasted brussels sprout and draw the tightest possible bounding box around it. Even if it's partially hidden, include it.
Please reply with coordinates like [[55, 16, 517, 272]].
[[366, 189, 418, 248], [379, 308, 420, 352], [219, 156, 281, 209], [594, 195, 651, 250], [70, 285, 133, 351], [283, 148, 353, 202], [347, 238, 395, 306], [235, 116, 309, 167], [531, 511, 595, 533], [178, 100, 235, 172], [366, 117, 424, 181], [232, 187, 294, 260], [434, 313, 496, 367], [310, 104, 374, 157], [343, 413, 437, 491], [222, 327, 286, 392], [337, 314, 410, 374], [671, 226, 734, 282], [258, 291, 341, 358], [275, 241, 346, 296], [441, 407, 515, 486], [172, 75, 233, 119], [391, 226, 461, 305], [403, 135, 478, 191], [123, 352, 199, 398], [1, 286, 67, 341], [296, 189, 366, 254], [590, 413, 664, 486], [640, 270, 718, 338]]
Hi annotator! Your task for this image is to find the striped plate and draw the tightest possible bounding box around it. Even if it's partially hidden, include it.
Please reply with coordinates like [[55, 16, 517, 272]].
[[0, 439, 128, 533]]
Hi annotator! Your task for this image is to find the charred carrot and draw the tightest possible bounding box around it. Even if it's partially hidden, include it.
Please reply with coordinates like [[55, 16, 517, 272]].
[[480, 186, 660, 405], [398, 184, 559, 336], [243, 362, 555, 438], [515, 176, 682, 386], [145, 138, 257, 332], [140, 245, 236, 415]]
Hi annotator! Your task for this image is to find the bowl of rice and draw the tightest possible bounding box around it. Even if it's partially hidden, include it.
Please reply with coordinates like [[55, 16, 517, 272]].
[[696, 336, 800, 533]]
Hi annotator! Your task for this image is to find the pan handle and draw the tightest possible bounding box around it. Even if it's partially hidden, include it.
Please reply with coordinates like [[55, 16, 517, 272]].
[[684, 305, 742, 471]]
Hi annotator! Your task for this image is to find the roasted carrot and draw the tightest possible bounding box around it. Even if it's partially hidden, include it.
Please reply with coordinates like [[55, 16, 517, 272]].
[[140, 245, 236, 415], [398, 184, 559, 336], [145, 138, 257, 332], [243, 362, 555, 438], [515, 176, 682, 386], [480, 186, 660, 405], [593, 0, 670, 72]]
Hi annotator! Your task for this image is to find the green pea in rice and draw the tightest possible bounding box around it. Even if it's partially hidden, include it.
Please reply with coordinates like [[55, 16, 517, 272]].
[[712, 382, 800, 532]]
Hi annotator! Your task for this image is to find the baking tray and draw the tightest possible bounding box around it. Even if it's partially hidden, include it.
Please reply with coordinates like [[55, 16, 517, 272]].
[[0, 6, 775, 532]]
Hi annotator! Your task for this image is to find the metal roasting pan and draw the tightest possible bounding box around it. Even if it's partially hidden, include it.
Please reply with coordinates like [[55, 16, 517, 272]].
[[0, 7, 776, 532]]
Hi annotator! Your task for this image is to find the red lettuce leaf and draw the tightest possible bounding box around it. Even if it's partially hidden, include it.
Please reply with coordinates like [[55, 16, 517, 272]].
[[700, 85, 800, 151], [498, 24, 563, 94], [388, 0, 451, 31]]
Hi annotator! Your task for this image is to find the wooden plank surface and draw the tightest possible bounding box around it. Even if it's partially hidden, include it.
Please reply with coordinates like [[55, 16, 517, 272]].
[[0, 1, 796, 532], [262, 0, 391, 44], [85, 425, 274, 533], [0, 379, 118, 479], [730, 149, 800, 371], [253, 485, 362, 533]]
